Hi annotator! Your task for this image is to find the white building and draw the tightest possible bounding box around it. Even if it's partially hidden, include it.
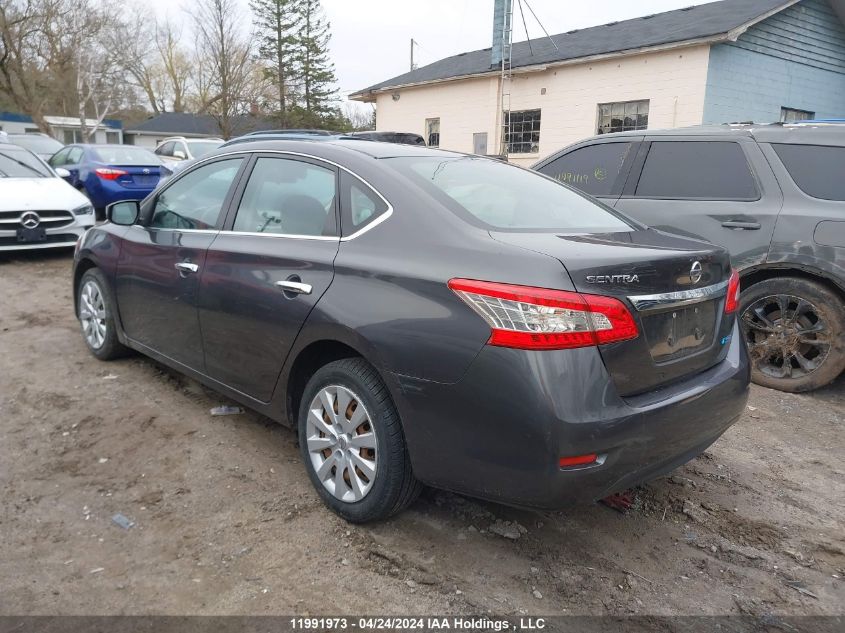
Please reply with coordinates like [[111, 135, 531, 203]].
[[350, 0, 845, 166], [0, 111, 122, 144]]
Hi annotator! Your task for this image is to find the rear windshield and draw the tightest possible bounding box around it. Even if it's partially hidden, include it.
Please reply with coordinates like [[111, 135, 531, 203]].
[[0, 147, 52, 178], [186, 140, 223, 158], [10, 135, 63, 155], [772, 143, 845, 201], [388, 156, 634, 232], [91, 146, 160, 166]]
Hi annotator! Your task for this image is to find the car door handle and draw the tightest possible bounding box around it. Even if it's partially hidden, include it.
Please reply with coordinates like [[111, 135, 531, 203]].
[[721, 220, 761, 230], [275, 280, 312, 295], [174, 262, 199, 274]]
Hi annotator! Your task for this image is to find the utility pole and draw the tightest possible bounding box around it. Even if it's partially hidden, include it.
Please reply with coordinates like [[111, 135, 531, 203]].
[[410, 38, 418, 71]]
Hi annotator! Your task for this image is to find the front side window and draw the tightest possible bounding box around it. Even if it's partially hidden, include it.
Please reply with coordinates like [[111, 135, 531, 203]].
[[155, 142, 174, 157], [49, 148, 70, 167], [232, 157, 336, 237], [772, 143, 845, 201], [780, 107, 814, 123], [425, 118, 440, 147], [389, 156, 633, 233], [635, 141, 758, 200], [151, 158, 243, 230], [505, 109, 540, 154], [537, 142, 635, 196], [597, 100, 649, 135], [66, 147, 84, 165]]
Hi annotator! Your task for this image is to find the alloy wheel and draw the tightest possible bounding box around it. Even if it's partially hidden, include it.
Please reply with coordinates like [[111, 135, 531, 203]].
[[305, 385, 378, 503], [79, 279, 107, 350], [741, 294, 831, 380]]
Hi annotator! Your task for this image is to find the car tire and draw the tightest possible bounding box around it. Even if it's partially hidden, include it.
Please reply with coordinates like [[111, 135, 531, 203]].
[[740, 276, 845, 392], [298, 358, 422, 522], [77, 268, 128, 361]]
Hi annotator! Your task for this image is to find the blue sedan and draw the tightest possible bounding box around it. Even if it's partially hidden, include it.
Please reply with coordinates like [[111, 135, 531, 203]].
[[49, 145, 163, 218]]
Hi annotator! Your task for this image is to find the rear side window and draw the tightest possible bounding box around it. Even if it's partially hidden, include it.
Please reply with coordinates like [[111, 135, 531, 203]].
[[537, 142, 635, 196], [390, 156, 633, 232], [772, 144, 845, 201], [232, 157, 337, 237], [635, 141, 759, 200], [340, 172, 388, 235]]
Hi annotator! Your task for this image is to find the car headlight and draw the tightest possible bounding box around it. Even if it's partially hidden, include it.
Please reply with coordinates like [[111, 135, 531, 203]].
[[72, 203, 95, 215]]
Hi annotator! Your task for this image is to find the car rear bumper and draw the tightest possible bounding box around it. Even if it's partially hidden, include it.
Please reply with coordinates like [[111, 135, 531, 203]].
[[392, 321, 749, 509], [84, 178, 156, 208]]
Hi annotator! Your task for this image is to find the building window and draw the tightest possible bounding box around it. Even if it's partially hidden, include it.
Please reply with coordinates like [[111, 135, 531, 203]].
[[597, 100, 649, 134], [106, 131, 120, 144], [780, 107, 814, 123], [504, 109, 541, 154], [425, 118, 440, 147]]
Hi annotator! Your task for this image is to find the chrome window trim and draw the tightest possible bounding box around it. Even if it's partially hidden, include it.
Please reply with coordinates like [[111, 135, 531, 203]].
[[166, 148, 394, 241], [131, 225, 219, 234], [627, 279, 728, 312], [217, 230, 339, 242]]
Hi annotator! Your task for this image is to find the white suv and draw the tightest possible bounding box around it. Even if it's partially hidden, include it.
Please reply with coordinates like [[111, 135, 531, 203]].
[[154, 137, 224, 163]]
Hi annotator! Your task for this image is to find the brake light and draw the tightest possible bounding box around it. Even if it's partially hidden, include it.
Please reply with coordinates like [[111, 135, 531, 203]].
[[448, 278, 639, 350], [95, 168, 127, 180], [724, 269, 740, 314], [560, 453, 598, 468]]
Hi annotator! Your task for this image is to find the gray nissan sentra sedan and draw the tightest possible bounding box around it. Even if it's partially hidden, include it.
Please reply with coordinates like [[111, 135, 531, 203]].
[[72, 139, 750, 522]]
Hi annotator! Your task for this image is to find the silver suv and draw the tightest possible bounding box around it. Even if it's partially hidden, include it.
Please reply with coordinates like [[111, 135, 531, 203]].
[[535, 123, 845, 393]]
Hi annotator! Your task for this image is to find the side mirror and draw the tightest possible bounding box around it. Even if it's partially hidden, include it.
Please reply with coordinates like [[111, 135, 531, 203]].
[[55, 167, 71, 179], [107, 200, 140, 226], [173, 149, 187, 160]]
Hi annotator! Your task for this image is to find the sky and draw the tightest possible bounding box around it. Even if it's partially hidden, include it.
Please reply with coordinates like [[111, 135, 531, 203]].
[[149, 0, 722, 102]]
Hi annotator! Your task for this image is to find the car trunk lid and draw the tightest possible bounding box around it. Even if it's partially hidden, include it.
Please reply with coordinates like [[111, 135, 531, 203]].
[[490, 228, 736, 396], [111, 165, 161, 189]]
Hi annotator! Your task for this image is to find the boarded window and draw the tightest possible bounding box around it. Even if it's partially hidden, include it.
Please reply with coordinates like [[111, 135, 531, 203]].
[[504, 109, 541, 154], [597, 100, 649, 135]]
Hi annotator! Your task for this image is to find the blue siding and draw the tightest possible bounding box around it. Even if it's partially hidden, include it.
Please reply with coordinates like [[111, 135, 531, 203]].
[[703, 0, 845, 123]]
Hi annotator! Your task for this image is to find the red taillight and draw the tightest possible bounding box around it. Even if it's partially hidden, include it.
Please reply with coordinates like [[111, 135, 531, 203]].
[[559, 453, 599, 468], [724, 269, 740, 314], [95, 167, 127, 180], [448, 278, 639, 350]]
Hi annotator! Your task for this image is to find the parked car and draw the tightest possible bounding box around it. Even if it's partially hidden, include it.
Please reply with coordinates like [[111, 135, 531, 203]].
[[6, 132, 64, 161], [73, 139, 749, 522], [154, 136, 224, 164], [0, 142, 94, 251], [49, 144, 163, 220], [534, 124, 845, 393], [348, 131, 426, 146]]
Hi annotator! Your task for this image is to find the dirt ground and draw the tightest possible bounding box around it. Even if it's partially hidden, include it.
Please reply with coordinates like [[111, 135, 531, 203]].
[[1, 251, 843, 618]]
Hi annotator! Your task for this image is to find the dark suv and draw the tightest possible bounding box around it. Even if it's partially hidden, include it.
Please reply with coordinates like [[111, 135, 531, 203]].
[[535, 124, 845, 392]]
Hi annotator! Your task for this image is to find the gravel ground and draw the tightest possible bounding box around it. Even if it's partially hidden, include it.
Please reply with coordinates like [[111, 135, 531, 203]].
[[1, 251, 843, 617]]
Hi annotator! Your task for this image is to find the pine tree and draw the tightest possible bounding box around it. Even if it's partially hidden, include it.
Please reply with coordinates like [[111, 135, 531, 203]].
[[250, 0, 301, 126], [294, 0, 338, 117]]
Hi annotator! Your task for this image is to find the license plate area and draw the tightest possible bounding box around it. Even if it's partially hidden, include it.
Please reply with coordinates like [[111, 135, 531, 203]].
[[641, 301, 716, 362], [16, 226, 47, 243]]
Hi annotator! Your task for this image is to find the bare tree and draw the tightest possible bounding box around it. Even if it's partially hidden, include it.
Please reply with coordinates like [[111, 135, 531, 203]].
[[190, 0, 259, 138], [0, 0, 69, 134], [342, 101, 374, 131]]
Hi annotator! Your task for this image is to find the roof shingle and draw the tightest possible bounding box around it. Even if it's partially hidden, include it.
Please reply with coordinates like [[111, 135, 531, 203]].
[[351, 0, 792, 97]]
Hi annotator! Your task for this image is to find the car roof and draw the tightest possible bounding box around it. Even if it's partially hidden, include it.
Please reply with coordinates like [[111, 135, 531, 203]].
[[0, 142, 29, 149], [209, 138, 460, 161], [591, 122, 845, 145]]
